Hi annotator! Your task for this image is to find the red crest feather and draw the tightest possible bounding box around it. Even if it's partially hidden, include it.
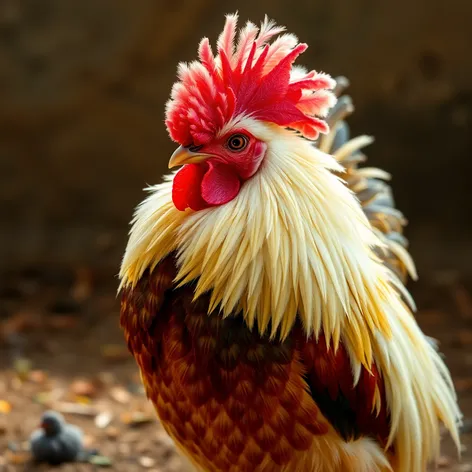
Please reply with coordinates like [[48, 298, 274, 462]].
[[165, 14, 336, 146]]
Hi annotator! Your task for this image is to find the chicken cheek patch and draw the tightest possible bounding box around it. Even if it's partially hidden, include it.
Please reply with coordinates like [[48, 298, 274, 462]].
[[201, 161, 241, 206], [172, 163, 209, 211]]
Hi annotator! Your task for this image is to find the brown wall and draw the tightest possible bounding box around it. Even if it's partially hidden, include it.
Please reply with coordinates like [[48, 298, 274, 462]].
[[1, 0, 471, 273]]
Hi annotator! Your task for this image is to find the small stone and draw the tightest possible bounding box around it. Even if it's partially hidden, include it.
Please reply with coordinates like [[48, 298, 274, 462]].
[[109, 386, 131, 404], [139, 456, 156, 468], [95, 411, 113, 429]]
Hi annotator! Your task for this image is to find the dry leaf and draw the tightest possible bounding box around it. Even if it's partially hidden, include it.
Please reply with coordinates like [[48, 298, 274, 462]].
[[120, 411, 154, 427], [0, 400, 11, 414], [54, 402, 97, 417]]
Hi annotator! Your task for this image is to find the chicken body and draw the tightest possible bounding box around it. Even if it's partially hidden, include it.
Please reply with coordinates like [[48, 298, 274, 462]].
[[121, 256, 392, 472], [119, 14, 461, 472]]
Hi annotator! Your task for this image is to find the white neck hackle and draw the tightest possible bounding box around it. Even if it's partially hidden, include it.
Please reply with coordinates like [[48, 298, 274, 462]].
[[120, 119, 400, 365]]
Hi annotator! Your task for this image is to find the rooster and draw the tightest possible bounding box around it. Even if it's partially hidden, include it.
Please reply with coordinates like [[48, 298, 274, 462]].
[[119, 14, 461, 472]]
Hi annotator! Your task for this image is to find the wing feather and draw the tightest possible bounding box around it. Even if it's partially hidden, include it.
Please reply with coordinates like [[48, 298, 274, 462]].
[[300, 333, 390, 446]]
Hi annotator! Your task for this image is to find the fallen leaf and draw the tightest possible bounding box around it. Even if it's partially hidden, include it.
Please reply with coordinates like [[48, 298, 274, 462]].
[[89, 455, 113, 467], [33, 388, 64, 407], [75, 395, 92, 405], [13, 358, 32, 380], [54, 402, 97, 416], [0, 400, 11, 414], [120, 411, 154, 427]]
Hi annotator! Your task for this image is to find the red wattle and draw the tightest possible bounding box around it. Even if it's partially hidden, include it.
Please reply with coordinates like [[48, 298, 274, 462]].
[[172, 163, 208, 211], [201, 161, 241, 206]]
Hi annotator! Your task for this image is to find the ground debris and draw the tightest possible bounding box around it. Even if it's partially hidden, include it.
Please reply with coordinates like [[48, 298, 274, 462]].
[[120, 411, 155, 427], [0, 265, 471, 471]]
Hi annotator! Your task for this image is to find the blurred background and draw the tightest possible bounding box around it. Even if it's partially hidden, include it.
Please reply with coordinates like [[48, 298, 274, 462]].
[[1, 0, 471, 274], [0, 1, 471, 470]]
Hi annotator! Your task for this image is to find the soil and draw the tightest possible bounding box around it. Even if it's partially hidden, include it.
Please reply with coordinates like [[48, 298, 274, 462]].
[[0, 265, 471, 471]]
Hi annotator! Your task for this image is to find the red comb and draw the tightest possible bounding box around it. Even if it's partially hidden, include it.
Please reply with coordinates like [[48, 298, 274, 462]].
[[165, 14, 336, 146]]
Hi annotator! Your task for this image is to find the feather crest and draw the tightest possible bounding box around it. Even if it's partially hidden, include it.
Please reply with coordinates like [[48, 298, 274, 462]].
[[165, 14, 336, 146]]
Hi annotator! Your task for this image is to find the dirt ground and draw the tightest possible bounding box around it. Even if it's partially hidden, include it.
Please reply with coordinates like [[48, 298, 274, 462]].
[[0, 264, 471, 471]]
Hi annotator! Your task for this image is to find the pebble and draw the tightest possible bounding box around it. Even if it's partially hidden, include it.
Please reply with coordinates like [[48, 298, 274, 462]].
[[139, 456, 156, 468], [95, 411, 113, 429]]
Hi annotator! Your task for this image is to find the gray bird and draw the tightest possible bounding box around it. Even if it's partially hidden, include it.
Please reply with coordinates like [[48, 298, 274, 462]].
[[30, 410, 83, 465]]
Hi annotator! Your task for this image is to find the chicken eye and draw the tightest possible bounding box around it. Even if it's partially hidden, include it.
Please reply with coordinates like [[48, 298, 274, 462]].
[[227, 134, 248, 152]]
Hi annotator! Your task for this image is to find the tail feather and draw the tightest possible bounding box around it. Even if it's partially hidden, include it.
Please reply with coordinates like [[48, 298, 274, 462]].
[[318, 77, 462, 470], [317, 78, 418, 319], [318, 77, 417, 289]]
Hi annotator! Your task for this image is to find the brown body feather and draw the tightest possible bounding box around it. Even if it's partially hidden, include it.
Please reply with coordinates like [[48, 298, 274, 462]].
[[120, 254, 391, 472]]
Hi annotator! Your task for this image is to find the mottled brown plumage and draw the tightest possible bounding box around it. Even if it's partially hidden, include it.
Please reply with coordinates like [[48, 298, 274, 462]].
[[120, 254, 391, 472]]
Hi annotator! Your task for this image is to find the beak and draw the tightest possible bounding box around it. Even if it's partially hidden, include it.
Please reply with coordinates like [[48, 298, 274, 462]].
[[168, 145, 211, 169]]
